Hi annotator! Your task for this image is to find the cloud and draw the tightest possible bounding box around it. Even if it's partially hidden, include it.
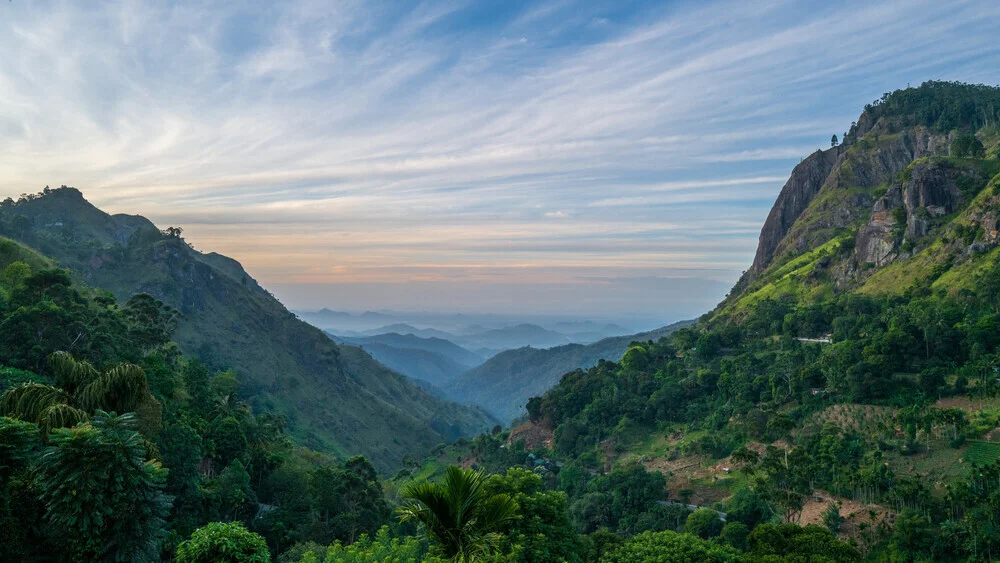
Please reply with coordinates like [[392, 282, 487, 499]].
[[0, 0, 998, 315]]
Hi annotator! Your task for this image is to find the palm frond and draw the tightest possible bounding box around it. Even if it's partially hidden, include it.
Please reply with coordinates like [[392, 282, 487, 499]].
[[77, 363, 149, 413], [398, 466, 519, 560], [0, 383, 72, 423], [38, 403, 89, 433], [474, 493, 519, 530], [48, 351, 99, 394]]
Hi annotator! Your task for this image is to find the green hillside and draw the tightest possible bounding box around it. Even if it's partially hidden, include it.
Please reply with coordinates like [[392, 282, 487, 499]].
[[0, 189, 494, 469], [450, 320, 693, 422], [487, 81, 1000, 561]]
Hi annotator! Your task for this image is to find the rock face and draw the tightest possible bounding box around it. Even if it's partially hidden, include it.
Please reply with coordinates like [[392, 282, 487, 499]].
[[855, 162, 973, 267], [744, 148, 839, 280], [739, 124, 952, 288], [968, 193, 1000, 244]]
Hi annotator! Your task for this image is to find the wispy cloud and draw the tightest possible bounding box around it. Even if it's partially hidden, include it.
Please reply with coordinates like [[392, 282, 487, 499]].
[[1, 0, 998, 316]]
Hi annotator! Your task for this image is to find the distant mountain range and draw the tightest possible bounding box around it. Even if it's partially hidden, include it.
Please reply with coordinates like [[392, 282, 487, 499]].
[[448, 320, 694, 422], [327, 332, 485, 387], [312, 316, 636, 357], [325, 318, 693, 423], [296, 309, 641, 345]]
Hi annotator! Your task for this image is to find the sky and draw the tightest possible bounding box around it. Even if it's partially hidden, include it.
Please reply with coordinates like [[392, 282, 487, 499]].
[[1, 0, 999, 321]]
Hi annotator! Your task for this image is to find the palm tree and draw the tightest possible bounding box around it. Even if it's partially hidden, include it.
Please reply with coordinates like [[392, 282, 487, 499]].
[[397, 466, 518, 562], [36, 410, 170, 561], [0, 351, 152, 432]]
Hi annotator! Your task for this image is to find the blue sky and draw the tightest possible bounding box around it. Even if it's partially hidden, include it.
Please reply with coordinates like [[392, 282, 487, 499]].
[[2, 0, 999, 321]]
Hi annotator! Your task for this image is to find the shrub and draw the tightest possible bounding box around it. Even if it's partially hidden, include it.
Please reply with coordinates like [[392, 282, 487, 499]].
[[684, 508, 724, 539], [175, 522, 270, 563]]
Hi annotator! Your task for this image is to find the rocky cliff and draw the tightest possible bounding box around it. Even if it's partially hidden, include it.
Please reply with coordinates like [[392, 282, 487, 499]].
[[743, 147, 840, 281], [724, 81, 1000, 313]]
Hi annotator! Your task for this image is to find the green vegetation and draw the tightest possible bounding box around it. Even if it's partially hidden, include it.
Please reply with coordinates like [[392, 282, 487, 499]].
[[0, 252, 432, 560], [176, 522, 271, 562], [7, 81, 1000, 561], [0, 189, 494, 469], [398, 466, 518, 561], [856, 80, 1000, 134], [451, 322, 690, 423]]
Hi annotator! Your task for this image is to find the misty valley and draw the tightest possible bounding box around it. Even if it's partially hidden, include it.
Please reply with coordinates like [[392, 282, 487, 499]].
[[3, 2, 1000, 562]]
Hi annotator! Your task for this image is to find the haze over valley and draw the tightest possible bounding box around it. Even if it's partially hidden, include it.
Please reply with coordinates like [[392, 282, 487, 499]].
[[2, 1, 1000, 562]]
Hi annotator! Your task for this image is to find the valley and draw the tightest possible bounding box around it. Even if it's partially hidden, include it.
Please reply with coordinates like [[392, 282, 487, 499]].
[[3, 8, 1000, 557]]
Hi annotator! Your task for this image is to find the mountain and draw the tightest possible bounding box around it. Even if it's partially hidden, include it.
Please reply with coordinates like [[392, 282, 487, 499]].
[[347, 332, 485, 368], [326, 332, 485, 387], [553, 320, 632, 336], [0, 188, 494, 469], [361, 323, 461, 341], [295, 308, 353, 327], [457, 323, 572, 350], [450, 320, 694, 422], [724, 81, 1000, 316], [495, 82, 1000, 560]]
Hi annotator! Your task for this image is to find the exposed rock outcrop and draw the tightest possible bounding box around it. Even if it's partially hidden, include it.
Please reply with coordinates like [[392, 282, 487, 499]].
[[744, 148, 839, 281], [968, 193, 1000, 244], [739, 125, 952, 288], [856, 161, 973, 267]]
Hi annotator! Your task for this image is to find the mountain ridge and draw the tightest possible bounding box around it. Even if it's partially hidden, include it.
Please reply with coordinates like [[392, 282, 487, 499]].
[[0, 187, 495, 469], [449, 319, 694, 422]]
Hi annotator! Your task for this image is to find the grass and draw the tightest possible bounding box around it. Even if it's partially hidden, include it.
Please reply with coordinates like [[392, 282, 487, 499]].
[[728, 234, 850, 314], [860, 166, 1000, 295], [888, 440, 968, 483], [964, 441, 1000, 466], [0, 236, 54, 271], [859, 239, 952, 295]]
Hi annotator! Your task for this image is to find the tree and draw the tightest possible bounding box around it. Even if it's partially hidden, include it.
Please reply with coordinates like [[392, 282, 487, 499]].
[[886, 509, 937, 561], [397, 466, 519, 561], [175, 522, 270, 563], [485, 468, 584, 563], [308, 456, 389, 545], [599, 530, 744, 562], [822, 501, 843, 534], [122, 294, 179, 356], [34, 411, 171, 561], [0, 261, 31, 290], [685, 508, 724, 539], [726, 487, 773, 530], [162, 226, 184, 238], [719, 522, 749, 551], [0, 416, 44, 560], [730, 446, 759, 477], [0, 351, 156, 433], [205, 460, 256, 522], [951, 133, 985, 158], [579, 462, 667, 534], [919, 367, 947, 398], [748, 523, 860, 562], [831, 134, 839, 147]]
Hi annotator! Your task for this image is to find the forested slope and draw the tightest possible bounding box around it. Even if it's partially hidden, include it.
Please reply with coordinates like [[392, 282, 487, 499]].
[[501, 81, 1000, 561], [451, 320, 693, 422], [0, 189, 494, 469]]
